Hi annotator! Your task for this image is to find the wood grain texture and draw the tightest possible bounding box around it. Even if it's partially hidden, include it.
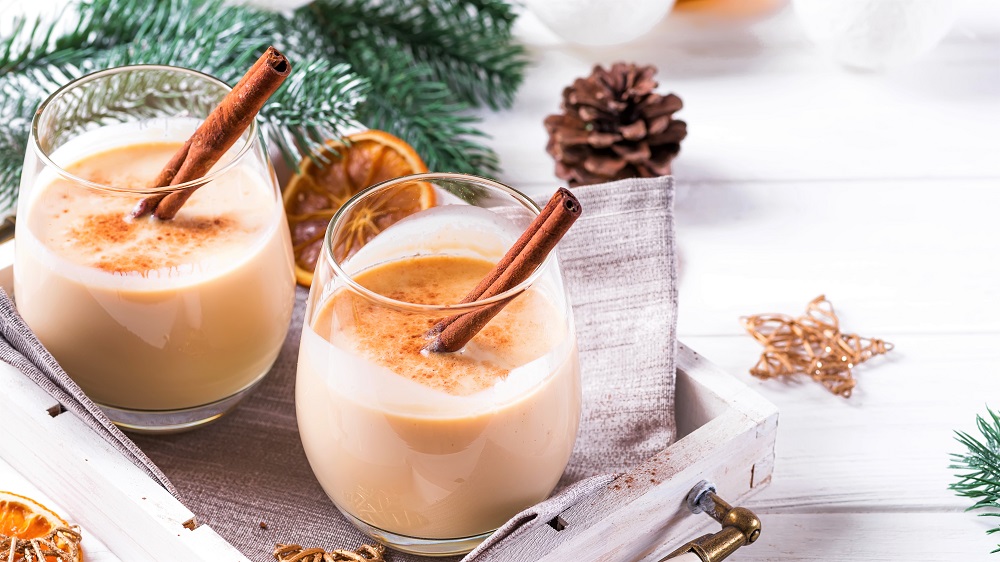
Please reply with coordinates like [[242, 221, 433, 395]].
[[502, 345, 778, 562], [480, 3, 1000, 191], [0, 362, 248, 562], [734, 513, 999, 561], [683, 333, 1000, 513], [476, 2, 1000, 559], [3, 0, 999, 559], [0, 457, 122, 562]]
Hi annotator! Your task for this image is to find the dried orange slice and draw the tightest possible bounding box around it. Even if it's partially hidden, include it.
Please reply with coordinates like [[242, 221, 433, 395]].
[[0, 491, 82, 561], [284, 130, 433, 287]]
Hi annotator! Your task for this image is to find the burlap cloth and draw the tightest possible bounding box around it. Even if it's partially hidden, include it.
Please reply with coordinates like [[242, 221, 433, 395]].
[[0, 177, 677, 561]]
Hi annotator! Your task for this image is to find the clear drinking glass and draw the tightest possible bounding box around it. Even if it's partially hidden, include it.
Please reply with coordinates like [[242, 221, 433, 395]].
[[15, 66, 296, 433], [296, 173, 582, 556]]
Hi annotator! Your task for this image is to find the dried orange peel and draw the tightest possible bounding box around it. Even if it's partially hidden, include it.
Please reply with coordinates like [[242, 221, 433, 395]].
[[284, 130, 433, 287], [0, 491, 82, 561]]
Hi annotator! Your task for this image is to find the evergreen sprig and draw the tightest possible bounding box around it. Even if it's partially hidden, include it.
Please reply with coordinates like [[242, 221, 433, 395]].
[[0, 95, 32, 213], [0, 0, 525, 208], [300, 0, 526, 109], [350, 48, 498, 178], [950, 406, 1000, 554]]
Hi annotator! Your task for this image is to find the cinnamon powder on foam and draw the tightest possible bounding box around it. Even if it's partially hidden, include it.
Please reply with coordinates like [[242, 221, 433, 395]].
[[69, 213, 238, 273], [37, 142, 265, 275], [313, 255, 560, 396]]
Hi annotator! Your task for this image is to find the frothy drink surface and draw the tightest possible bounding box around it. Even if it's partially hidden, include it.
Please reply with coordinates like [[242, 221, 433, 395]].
[[315, 255, 559, 395], [297, 253, 580, 539], [16, 134, 295, 411], [32, 142, 274, 277]]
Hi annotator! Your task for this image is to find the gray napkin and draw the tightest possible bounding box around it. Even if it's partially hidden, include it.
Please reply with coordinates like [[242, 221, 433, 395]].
[[0, 177, 677, 562], [0, 289, 179, 498]]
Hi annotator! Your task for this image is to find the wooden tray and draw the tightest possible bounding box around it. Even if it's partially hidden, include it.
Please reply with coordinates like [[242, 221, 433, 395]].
[[0, 240, 777, 561]]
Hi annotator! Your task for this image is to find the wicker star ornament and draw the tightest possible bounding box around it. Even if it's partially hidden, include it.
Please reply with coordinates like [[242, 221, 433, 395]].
[[544, 63, 687, 187]]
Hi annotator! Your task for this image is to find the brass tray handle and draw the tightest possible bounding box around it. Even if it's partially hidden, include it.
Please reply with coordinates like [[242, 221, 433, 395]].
[[661, 481, 762, 562]]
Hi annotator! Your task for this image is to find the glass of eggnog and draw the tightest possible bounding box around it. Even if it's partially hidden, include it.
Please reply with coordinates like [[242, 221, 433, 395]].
[[15, 66, 296, 433], [296, 173, 582, 555]]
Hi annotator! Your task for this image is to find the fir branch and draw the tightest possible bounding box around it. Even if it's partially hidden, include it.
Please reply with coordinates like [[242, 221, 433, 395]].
[[0, 0, 363, 194], [1, 14, 87, 75], [0, 92, 33, 211], [260, 59, 369, 170], [950, 406, 1000, 554], [71, 0, 281, 82], [353, 49, 498, 180], [0, 0, 153, 75], [300, 0, 527, 109], [0, 0, 524, 206]]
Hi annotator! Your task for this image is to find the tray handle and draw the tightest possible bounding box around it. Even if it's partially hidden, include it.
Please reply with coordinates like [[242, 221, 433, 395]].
[[660, 481, 762, 562]]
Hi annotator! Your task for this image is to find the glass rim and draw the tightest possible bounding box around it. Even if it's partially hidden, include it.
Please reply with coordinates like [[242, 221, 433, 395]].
[[29, 64, 258, 196], [324, 172, 554, 314]]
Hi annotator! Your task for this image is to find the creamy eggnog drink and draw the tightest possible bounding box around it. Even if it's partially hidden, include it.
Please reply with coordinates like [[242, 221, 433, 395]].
[[16, 65, 295, 431], [296, 175, 581, 555]]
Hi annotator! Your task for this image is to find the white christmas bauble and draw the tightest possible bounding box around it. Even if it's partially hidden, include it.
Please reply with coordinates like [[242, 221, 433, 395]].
[[524, 0, 677, 46], [792, 0, 964, 70]]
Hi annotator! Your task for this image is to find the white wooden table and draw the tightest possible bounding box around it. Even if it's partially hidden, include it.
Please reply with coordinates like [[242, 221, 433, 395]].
[[2, 1, 998, 560], [487, 2, 1000, 560]]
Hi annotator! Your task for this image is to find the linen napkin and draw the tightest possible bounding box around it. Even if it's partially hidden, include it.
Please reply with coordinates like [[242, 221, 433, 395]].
[[0, 177, 677, 562]]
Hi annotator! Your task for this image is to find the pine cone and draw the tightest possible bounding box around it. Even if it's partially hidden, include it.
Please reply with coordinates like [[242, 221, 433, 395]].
[[544, 63, 687, 187]]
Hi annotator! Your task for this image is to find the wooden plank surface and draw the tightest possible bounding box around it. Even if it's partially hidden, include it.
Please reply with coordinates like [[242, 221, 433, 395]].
[[526, 345, 778, 562], [0, 362, 249, 562], [480, 2, 1000, 560], [0, 457, 122, 562], [3, 0, 999, 560], [683, 333, 1000, 512], [484, 2, 1000, 190], [737, 513, 999, 561]]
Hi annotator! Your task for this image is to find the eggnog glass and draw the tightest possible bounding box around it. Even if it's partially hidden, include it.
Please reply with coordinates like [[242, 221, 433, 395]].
[[296, 173, 582, 556], [15, 66, 296, 433]]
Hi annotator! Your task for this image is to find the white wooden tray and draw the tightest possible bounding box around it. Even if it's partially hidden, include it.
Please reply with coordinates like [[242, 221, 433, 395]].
[[0, 241, 247, 561], [0, 240, 777, 561], [528, 343, 778, 561]]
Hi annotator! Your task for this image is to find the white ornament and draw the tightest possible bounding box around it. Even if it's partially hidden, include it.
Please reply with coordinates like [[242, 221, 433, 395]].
[[792, 0, 965, 70], [524, 0, 677, 46]]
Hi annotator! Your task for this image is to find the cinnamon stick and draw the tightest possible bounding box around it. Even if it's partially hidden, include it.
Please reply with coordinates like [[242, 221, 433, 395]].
[[131, 46, 291, 220], [425, 191, 563, 337], [424, 188, 581, 353], [129, 140, 191, 217]]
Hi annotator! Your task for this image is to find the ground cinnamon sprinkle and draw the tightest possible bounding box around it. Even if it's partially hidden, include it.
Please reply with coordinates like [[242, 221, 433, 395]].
[[94, 254, 160, 274], [351, 315, 509, 395], [69, 212, 239, 274], [313, 254, 563, 396], [71, 213, 139, 245]]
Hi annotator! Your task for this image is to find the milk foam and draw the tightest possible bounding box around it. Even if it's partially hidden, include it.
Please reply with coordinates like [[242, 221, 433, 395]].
[[305, 205, 575, 417], [20, 120, 279, 290], [14, 119, 296, 411]]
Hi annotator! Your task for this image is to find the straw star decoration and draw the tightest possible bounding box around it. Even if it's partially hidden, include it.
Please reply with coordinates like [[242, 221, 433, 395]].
[[741, 295, 894, 398], [0, 526, 82, 562]]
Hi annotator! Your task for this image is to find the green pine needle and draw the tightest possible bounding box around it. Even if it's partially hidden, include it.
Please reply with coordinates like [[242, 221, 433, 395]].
[[0, 0, 524, 209], [351, 49, 498, 176], [950, 406, 1000, 554], [0, 93, 31, 212], [300, 0, 527, 109]]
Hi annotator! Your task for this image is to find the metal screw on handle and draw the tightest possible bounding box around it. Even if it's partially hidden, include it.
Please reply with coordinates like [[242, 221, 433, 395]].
[[660, 481, 762, 562]]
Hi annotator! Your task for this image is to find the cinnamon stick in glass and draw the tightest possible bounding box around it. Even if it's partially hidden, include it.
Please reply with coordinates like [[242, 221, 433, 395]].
[[424, 188, 581, 353], [131, 46, 291, 220]]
